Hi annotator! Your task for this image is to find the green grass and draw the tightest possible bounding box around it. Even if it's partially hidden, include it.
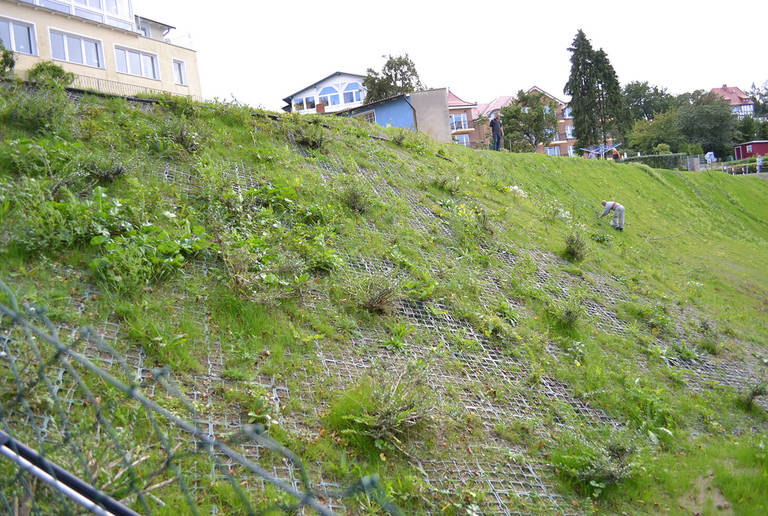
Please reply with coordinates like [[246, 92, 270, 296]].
[[0, 82, 767, 513]]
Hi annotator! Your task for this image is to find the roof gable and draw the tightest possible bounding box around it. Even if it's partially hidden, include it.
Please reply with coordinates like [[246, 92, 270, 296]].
[[283, 72, 366, 103], [711, 85, 754, 106]]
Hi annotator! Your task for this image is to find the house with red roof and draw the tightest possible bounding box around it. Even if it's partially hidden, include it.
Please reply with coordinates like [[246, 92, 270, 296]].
[[471, 87, 578, 156], [447, 90, 477, 147], [710, 85, 754, 119]]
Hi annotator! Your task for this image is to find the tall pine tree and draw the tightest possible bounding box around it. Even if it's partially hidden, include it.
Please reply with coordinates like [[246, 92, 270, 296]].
[[564, 30, 628, 151]]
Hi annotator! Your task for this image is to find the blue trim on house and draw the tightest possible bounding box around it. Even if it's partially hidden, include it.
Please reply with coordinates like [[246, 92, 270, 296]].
[[282, 71, 366, 105]]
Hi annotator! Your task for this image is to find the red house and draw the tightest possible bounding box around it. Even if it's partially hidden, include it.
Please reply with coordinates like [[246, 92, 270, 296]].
[[734, 140, 768, 160]]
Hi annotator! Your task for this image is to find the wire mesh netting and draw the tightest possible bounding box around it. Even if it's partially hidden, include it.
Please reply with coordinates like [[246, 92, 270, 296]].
[[0, 279, 401, 515]]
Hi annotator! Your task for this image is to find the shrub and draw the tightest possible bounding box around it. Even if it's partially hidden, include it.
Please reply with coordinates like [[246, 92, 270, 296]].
[[339, 181, 371, 214], [564, 231, 587, 261], [547, 295, 584, 329], [27, 61, 74, 87], [738, 383, 767, 411], [355, 275, 401, 315], [325, 364, 434, 457]]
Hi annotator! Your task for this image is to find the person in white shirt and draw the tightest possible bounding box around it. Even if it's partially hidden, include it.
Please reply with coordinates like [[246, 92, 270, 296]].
[[599, 200, 624, 231]]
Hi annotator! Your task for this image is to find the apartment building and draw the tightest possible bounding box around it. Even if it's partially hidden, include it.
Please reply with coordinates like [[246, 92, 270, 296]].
[[471, 87, 577, 156], [447, 90, 476, 147], [0, 0, 201, 98]]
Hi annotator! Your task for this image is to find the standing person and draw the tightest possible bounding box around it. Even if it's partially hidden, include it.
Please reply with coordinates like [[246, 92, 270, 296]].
[[598, 200, 625, 231], [490, 112, 503, 151], [758, 154, 763, 174]]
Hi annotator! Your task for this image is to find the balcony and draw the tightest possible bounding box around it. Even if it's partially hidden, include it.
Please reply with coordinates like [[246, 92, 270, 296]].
[[450, 120, 472, 132]]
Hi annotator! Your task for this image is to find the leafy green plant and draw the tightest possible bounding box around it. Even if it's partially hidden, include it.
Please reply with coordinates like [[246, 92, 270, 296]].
[[551, 436, 634, 499], [89, 220, 210, 293], [9, 184, 135, 252], [0, 83, 75, 135], [384, 322, 414, 350]]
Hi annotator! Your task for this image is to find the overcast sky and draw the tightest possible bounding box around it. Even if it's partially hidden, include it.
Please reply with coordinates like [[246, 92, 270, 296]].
[[133, 0, 767, 111]]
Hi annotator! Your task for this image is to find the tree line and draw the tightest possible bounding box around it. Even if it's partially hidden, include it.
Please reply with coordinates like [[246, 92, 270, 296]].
[[363, 36, 768, 159]]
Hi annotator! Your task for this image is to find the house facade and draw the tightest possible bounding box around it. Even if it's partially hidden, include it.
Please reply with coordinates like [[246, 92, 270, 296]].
[[471, 87, 577, 156], [0, 0, 201, 98], [447, 90, 476, 147], [711, 84, 754, 119], [733, 140, 768, 160], [334, 88, 453, 144], [282, 72, 366, 114]]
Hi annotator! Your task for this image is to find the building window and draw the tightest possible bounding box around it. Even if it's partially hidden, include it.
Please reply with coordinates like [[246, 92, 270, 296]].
[[354, 110, 376, 124], [304, 96, 315, 110], [563, 107, 573, 119], [546, 146, 560, 156], [319, 86, 340, 106], [173, 59, 187, 85], [50, 30, 103, 68], [746, 144, 753, 153], [450, 113, 468, 131], [454, 134, 470, 147], [568, 145, 575, 157], [0, 17, 36, 55], [115, 46, 159, 79], [138, 22, 151, 38], [293, 97, 305, 112], [565, 125, 575, 139], [343, 82, 362, 103]]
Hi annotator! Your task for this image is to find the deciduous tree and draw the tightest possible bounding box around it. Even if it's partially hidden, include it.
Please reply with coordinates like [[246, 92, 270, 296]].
[[676, 92, 736, 158], [363, 54, 424, 104], [623, 81, 673, 121], [500, 89, 558, 152]]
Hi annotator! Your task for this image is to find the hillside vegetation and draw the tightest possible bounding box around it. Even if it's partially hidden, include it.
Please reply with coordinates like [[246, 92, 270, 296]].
[[1, 80, 767, 515]]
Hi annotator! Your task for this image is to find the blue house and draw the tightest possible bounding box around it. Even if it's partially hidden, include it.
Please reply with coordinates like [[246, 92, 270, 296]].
[[334, 93, 416, 131]]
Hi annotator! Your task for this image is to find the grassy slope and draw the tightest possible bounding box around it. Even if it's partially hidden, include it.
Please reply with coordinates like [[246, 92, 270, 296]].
[[1, 85, 767, 514]]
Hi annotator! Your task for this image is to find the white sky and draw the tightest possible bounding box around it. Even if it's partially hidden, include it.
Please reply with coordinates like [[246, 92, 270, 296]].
[[133, 0, 768, 112]]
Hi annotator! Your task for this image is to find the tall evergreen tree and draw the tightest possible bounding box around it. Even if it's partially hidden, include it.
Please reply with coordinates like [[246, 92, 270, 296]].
[[564, 30, 628, 151], [564, 30, 598, 150]]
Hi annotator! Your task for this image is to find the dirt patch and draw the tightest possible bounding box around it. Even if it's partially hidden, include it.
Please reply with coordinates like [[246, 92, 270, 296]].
[[678, 471, 733, 515]]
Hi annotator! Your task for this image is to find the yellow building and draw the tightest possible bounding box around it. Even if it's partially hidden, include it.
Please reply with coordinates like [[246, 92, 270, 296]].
[[0, 0, 201, 99]]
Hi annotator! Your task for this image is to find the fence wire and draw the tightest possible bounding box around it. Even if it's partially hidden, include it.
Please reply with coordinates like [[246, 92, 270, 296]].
[[0, 279, 402, 515]]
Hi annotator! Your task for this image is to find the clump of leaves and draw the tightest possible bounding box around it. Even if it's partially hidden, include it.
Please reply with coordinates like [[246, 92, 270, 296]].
[[432, 174, 461, 195], [564, 231, 587, 261], [547, 295, 583, 329], [8, 183, 135, 252], [551, 436, 635, 499], [384, 322, 414, 350], [356, 275, 401, 315], [339, 181, 371, 214], [27, 61, 75, 87], [89, 219, 210, 294], [325, 363, 434, 458]]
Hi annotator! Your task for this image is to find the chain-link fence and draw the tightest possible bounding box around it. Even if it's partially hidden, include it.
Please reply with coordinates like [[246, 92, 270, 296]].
[[0, 279, 401, 515]]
